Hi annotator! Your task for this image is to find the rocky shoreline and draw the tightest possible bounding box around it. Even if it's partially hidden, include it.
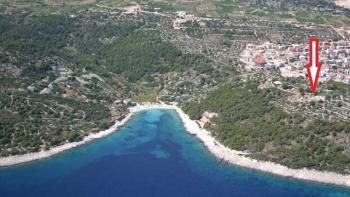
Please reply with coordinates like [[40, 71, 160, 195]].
[[0, 102, 349, 188]]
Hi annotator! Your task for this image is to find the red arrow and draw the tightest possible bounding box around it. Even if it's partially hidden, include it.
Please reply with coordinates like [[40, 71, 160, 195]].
[[306, 37, 321, 94]]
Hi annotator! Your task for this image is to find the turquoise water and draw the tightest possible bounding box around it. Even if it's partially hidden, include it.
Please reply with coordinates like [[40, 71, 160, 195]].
[[0, 109, 349, 197]]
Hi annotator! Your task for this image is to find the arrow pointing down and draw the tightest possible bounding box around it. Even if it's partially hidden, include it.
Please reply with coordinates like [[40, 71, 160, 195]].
[[307, 38, 321, 94]]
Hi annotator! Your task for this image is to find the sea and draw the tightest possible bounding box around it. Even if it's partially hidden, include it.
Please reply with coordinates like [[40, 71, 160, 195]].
[[0, 109, 349, 197]]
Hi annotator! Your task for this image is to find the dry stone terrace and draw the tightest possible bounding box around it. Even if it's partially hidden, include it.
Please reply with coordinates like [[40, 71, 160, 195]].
[[0, 0, 349, 152], [120, 5, 350, 117], [156, 11, 341, 66]]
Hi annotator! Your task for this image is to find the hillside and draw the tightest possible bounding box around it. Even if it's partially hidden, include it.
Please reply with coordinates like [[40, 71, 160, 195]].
[[0, 0, 350, 175], [0, 9, 226, 156]]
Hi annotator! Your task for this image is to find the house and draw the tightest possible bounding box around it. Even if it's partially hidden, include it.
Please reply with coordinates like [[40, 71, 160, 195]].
[[265, 60, 275, 70], [273, 81, 283, 86], [255, 54, 266, 66], [51, 66, 67, 72], [345, 76, 350, 84], [176, 11, 186, 18]]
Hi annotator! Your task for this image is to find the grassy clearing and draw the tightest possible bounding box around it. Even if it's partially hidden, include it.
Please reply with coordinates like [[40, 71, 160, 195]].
[[132, 87, 158, 102]]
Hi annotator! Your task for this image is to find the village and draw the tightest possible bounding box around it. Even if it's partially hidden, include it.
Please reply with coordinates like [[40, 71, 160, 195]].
[[241, 40, 350, 85], [1, 1, 350, 192], [104, 3, 350, 122]]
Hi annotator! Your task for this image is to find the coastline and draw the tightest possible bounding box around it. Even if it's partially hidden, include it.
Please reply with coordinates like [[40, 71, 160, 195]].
[[0, 102, 349, 188], [0, 112, 134, 167], [131, 103, 350, 188]]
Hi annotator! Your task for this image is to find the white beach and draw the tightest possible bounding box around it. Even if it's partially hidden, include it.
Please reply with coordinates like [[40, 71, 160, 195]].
[[0, 112, 134, 167], [131, 103, 350, 188], [0, 102, 349, 188]]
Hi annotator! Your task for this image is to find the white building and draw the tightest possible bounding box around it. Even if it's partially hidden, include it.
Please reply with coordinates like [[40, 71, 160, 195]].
[[176, 11, 187, 18]]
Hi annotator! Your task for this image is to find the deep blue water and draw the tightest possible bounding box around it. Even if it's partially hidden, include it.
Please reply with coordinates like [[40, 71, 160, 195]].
[[0, 109, 349, 197]]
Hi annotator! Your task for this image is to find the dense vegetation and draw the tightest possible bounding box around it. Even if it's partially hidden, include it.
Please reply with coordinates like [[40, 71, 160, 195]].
[[0, 10, 215, 156], [98, 31, 208, 82], [0, 13, 139, 155], [0, 91, 112, 156], [0, 13, 143, 155], [183, 79, 350, 173], [1, 0, 350, 176]]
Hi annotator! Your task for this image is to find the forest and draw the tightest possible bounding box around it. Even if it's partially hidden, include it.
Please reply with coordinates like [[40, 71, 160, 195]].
[[0, 11, 213, 156], [182, 79, 350, 173]]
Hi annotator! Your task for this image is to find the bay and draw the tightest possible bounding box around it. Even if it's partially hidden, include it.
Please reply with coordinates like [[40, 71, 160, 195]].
[[0, 109, 349, 197]]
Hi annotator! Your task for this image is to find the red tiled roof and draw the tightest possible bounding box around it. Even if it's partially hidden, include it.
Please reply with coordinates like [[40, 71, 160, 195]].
[[255, 54, 266, 65]]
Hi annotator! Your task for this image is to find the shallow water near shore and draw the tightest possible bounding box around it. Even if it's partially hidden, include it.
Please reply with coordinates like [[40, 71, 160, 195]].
[[0, 109, 349, 197]]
